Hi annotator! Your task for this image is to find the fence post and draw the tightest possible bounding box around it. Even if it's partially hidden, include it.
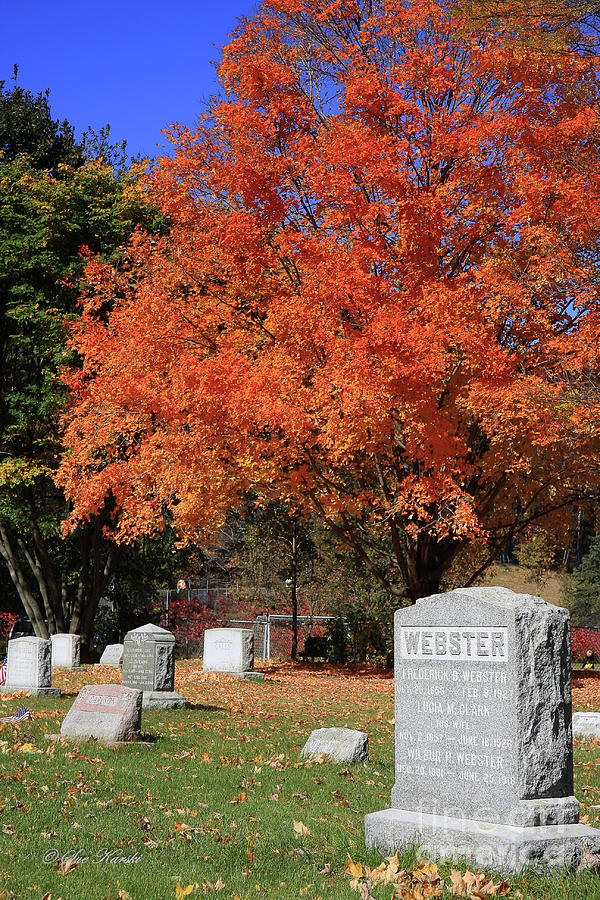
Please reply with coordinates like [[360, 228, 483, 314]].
[[266, 612, 271, 661], [165, 589, 170, 628], [185, 618, 189, 658]]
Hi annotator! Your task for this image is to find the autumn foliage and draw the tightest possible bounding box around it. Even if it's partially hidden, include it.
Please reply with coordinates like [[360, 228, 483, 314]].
[[59, 0, 600, 600]]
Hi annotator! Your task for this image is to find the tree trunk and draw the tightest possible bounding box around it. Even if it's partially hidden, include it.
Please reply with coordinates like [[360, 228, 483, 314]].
[[69, 525, 91, 637], [0, 512, 120, 654], [0, 516, 49, 637], [30, 515, 65, 632], [576, 507, 584, 567], [80, 532, 119, 655], [290, 520, 299, 661]]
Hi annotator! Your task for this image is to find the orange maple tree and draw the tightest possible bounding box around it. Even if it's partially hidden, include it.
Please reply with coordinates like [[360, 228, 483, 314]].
[[58, 0, 600, 601]]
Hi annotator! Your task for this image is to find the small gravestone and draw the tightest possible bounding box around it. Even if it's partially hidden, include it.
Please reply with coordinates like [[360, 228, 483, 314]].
[[365, 587, 600, 872], [203, 628, 264, 680], [572, 712, 600, 739], [302, 727, 368, 763], [0, 637, 60, 697], [60, 684, 142, 743], [122, 624, 186, 709], [99, 643, 124, 667], [51, 633, 82, 669]]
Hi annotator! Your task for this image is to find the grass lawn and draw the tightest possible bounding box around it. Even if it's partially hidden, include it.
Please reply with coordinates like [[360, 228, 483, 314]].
[[0, 661, 600, 899]]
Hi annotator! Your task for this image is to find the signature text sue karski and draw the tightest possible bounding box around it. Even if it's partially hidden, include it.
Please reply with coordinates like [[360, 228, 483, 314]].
[[43, 848, 142, 865]]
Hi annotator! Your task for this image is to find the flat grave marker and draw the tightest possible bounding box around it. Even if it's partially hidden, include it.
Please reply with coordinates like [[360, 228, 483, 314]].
[[302, 727, 369, 763], [60, 684, 142, 743]]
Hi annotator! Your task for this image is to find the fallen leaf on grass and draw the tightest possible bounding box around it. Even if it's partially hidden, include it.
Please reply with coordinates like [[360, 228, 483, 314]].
[[365, 852, 404, 886], [345, 857, 364, 879], [175, 884, 194, 899], [293, 820, 311, 837], [202, 878, 225, 892], [578, 845, 600, 871], [55, 859, 78, 875], [344, 857, 508, 899], [230, 792, 246, 804], [17, 742, 40, 753], [449, 869, 510, 897], [141, 837, 159, 849]]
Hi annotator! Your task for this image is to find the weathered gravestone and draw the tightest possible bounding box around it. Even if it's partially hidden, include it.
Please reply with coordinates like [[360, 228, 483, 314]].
[[365, 587, 600, 871], [572, 712, 600, 740], [51, 633, 81, 668], [302, 727, 369, 763], [122, 624, 186, 709], [203, 628, 264, 680], [99, 643, 124, 667], [60, 684, 142, 743], [0, 637, 60, 696]]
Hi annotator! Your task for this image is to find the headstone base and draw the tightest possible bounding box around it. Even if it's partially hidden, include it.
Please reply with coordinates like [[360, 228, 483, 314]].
[[365, 808, 600, 873], [142, 691, 187, 709], [210, 671, 265, 681], [0, 685, 61, 697]]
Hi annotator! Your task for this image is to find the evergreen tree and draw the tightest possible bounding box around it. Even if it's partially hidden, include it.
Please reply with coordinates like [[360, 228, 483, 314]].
[[564, 535, 600, 625], [0, 66, 84, 173]]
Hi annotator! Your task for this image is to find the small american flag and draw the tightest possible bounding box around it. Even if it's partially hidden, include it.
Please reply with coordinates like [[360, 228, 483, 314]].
[[0, 654, 6, 686], [0, 705, 33, 724]]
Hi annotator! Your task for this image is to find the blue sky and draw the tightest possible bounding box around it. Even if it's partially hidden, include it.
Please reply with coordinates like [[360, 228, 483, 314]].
[[0, 0, 256, 160]]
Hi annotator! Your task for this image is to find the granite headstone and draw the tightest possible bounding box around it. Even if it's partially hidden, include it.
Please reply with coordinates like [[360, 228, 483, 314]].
[[302, 727, 369, 763], [122, 624, 186, 709], [365, 587, 600, 871], [203, 628, 264, 679], [0, 636, 60, 696], [51, 633, 81, 668], [60, 684, 142, 743], [99, 643, 124, 667]]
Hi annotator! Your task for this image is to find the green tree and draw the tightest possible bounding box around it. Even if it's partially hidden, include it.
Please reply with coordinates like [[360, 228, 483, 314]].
[[0, 67, 84, 173], [0, 138, 162, 650], [563, 534, 600, 625], [518, 531, 557, 596]]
